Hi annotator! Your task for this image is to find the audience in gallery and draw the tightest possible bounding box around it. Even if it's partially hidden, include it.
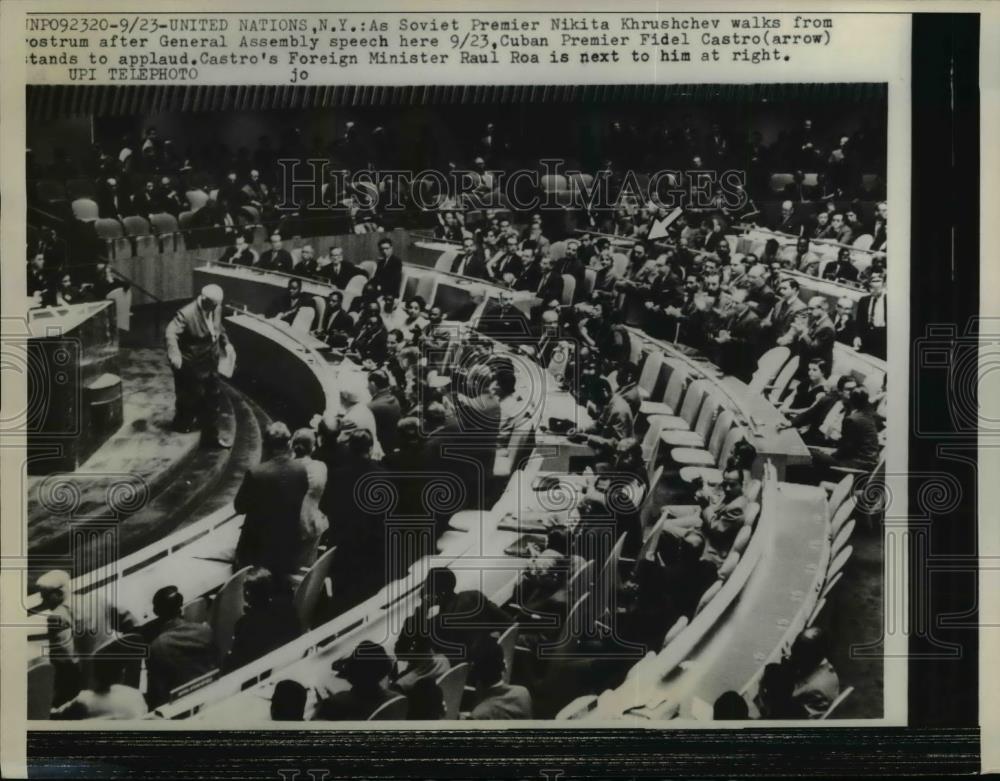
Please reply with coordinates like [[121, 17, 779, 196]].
[[30, 112, 882, 722]]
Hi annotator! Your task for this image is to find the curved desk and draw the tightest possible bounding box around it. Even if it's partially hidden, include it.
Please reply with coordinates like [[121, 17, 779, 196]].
[[626, 327, 811, 480], [156, 344, 593, 721]]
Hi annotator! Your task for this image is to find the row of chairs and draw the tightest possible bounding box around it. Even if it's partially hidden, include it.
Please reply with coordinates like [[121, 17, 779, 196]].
[[767, 172, 882, 195]]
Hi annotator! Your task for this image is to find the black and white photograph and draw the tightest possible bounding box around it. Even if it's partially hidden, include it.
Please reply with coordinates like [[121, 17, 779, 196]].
[[1, 2, 991, 778], [22, 82, 890, 725]]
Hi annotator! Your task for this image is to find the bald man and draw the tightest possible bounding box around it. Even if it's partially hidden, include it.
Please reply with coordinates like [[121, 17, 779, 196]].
[[165, 284, 232, 447]]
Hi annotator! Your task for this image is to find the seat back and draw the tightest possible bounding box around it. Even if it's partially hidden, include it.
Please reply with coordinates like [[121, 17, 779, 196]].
[[292, 546, 337, 629], [368, 695, 409, 721], [695, 579, 724, 615], [826, 545, 853, 581], [566, 559, 595, 607], [677, 379, 709, 429], [827, 475, 855, 519], [731, 524, 753, 555], [560, 274, 576, 306], [555, 694, 598, 720], [744, 501, 761, 529], [185, 189, 209, 210], [749, 346, 791, 393], [660, 365, 690, 411], [744, 478, 763, 503], [122, 215, 151, 237], [27, 658, 55, 720], [434, 250, 458, 272], [592, 533, 627, 624], [692, 396, 720, 444], [829, 497, 857, 542], [436, 662, 470, 719], [94, 218, 124, 240], [496, 624, 519, 685], [359, 260, 377, 278], [71, 198, 100, 222], [290, 306, 316, 334], [853, 233, 875, 250], [705, 409, 736, 463], [178, 210, 195, 231], [209, 566, 252, 659], [661, 615, 689, 648], [641, 416, 667, 462], [635, 509, 669, 565], [820, 571, 843, 602], [182, 595, 211, 624], [581, 268, 596, 299], [549, 240, 567, 261], [717, 550, 741, 580], [767, 356, 800, 403], [637, 351, 665, 399], [611, 253, 629, 278], [831, 519, 856, 559]]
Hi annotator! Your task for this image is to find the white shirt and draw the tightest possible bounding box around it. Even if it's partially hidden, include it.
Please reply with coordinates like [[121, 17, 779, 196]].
[[819, 400, 846, 442], [64, 685, 148, 719], [869, 293, 886, 328]]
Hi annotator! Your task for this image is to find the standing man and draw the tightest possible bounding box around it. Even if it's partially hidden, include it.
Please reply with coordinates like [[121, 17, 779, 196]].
[[854, 270, 887, 359], [164, 284, 232, 448], [372, 237, 403, 296]]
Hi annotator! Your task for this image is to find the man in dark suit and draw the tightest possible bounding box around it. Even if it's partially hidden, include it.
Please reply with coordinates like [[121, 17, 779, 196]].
[[554, 239, 586, 287], [761, 276, 806, 343], [477, 292, 532, 343], [315, 289, 355, 344], [257, 233, 294, 272], [351, 303, 390, 364], [779, 296, 835, 381], [267, 277, 315, 327], [367, 369, 402, 455], [316, 246, 363, 289], [712, 281, 763, 382], [832, 296, 858, 346], [395, 568, 511, 665], [786, 375, 857, 447], [819, 247, 860, 284], [453, 364, 502, 506], [372, 238, 403, 296], [512, 248, 542, 292], [323, 430, 391, 608], [450, 236, 488, 279], [96, 177, 127, 220], [773, 200, 804, 236], [811, 387, 881, 478], [219, 234, 255, 266], [146, 586, 217, 708], [854, 270, 887, 359], [492, 236, 524, 286], [234, 423, 311, 584], [532, 254, 564, 307], [164, 284, 231, 447]]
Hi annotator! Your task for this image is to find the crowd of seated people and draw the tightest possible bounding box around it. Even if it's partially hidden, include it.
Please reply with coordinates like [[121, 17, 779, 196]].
[[28, 109, 885, 721]]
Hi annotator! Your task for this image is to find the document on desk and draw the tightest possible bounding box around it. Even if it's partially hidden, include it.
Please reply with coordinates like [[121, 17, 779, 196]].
[[1, 0, 994, 778]]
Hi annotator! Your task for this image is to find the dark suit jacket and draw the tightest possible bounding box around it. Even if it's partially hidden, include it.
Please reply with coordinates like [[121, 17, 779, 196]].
[[768, 295, 807, 338], [855, 293, 887, 345], [371, 255, 403, 296], [794, 315, 836, 372], [396, 590, 511, 664], [97, 190, 125, 220], [513, 262, 542, 292], [535, 270, 564, 304], [313, 685, 395, 721], [147, 618, 217, 707], [319, 308, 356, 340], [234, 453, 311, 578], [477, 302, 532, 342], [368, 389, 402, 454], [716, 306, 763, 381], [451, 250, 488, 279], [351, 322, 389, 363], [821, 260, 859, 284], [257, 248, 294, 273], [833, 314, 857, 346], [834, 409, 880, 469], [495, 253, 524, 283], [219, 246, 255, 266], [317, 260, 364, 290], [222, 601, 302, 673]]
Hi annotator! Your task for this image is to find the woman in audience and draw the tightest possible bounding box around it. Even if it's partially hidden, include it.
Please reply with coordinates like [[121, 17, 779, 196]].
[[270, 679, 308, 721], [51, 659, 147, 720], [313, 641, 396, 721], [786, 626, 841, 718], [291, 427, 329, 572], [222, 567, 302, 674]]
